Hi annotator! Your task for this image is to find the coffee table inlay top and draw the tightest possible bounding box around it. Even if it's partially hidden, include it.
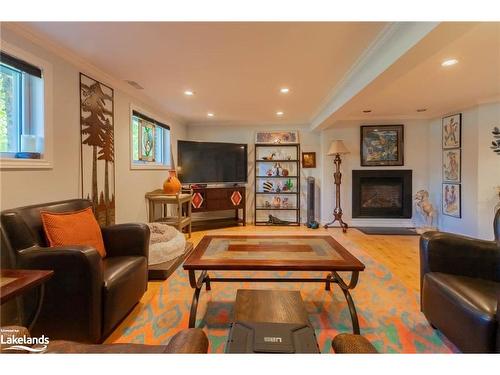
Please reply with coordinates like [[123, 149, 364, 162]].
[[183, 235, 365, 271], [183, 235, 366, 334]]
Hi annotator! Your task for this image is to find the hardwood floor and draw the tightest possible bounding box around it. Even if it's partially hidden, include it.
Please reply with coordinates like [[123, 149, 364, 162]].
[[105, 224, 421, 343], [189, 225, 421, 292]]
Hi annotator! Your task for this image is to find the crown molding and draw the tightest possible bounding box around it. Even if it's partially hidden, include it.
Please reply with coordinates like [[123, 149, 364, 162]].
[[2, 22, 187, 127], [310, 22, 439, 131]]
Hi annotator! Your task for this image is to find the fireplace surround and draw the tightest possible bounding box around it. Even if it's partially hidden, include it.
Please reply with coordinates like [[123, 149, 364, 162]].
[[352, 170, 412, 219]]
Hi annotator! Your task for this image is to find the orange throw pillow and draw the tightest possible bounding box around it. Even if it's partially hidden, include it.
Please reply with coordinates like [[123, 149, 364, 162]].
[[41, 207, 106, 258]]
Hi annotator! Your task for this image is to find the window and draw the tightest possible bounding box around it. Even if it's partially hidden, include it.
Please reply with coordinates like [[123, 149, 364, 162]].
[[0, 51, 44, 158], [131, 108, 171, 169]]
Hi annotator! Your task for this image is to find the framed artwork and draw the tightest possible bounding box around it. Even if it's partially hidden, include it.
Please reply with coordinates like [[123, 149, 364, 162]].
[[255, 131, 299, 144], [80, 73, 115, 226], [442, 149, 461, 182], [301, 152, 316, 168], [138, 119, 155, 161], [442, 113, 461, 149], [442, 183, 461, 218], [360, 125, 404, 166], [491, 126, 500, 155]]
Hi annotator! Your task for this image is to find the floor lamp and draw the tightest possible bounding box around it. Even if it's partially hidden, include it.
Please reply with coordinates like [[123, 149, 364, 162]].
[[324, 140, 350, 232]]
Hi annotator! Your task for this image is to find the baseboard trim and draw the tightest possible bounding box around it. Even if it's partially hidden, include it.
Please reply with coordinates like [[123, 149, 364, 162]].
[[321, 219, 414, 227]]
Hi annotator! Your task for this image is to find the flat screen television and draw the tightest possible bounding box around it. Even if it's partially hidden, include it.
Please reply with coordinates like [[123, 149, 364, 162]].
[[178, 140, 248, 184]]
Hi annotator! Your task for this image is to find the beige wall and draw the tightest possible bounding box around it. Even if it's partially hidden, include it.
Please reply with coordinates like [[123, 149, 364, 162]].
[[428, 101, 500, 240], [186, 124, 322, 223], [320, 119, 430, 227], [0, 27, 187, 223]]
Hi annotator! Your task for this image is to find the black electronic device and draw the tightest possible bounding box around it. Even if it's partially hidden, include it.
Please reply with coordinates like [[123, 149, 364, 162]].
[[225, 321, 320, 354], [178, 140, 248, 184], [307, 176, 315, 224]]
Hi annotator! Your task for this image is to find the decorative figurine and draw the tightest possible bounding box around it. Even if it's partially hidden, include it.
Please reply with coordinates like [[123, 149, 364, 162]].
[[281, 168, 289, 177], [262, 152, 276, 161], [414, 190, 437, 234], [275, 163, 282, 176], [275, 182, 282, 193], [272, 196, 281, 208], [268, 215, 290, 225], [282, 197, 289, 208], [266, 168, 273, 176], [284, 179, 293, 191], [264, 200, 271, 208], [263, 181, 274, 192]]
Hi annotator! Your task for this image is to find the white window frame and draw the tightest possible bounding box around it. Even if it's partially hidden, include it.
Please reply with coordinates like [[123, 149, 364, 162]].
[[129, 103, 172, 170], [0, 40, 53, 169]]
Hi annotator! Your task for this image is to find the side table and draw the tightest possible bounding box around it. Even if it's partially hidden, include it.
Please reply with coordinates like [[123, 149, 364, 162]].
[[0, 269, 54, 330], [145, 188, 193, 238]]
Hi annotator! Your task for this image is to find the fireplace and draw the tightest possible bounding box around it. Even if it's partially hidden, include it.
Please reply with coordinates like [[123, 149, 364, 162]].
[[352, 170, 412, 218]]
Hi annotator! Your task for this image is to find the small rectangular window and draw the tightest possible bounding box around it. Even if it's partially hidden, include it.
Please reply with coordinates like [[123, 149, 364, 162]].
[[131, 109, 171, 169], [0, 51, 44, 158]]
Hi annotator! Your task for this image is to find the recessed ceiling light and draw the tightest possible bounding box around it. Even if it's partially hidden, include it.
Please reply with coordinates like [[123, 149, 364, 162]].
[[276, 111, 284, 116], [184, 90, 195, 96], [362, 110, 372, 113], [416, 108, 427, 112], [441, 58, 458, 67], [280, 87, 290, 94], [207, 112, 214, 117]]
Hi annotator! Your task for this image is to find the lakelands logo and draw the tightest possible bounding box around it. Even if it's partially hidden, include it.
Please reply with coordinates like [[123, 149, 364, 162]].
[[0, 328, 49, 353]]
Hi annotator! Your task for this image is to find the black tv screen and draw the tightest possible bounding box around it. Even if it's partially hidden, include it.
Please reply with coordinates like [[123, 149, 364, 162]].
[[178, 140, 248, 184]]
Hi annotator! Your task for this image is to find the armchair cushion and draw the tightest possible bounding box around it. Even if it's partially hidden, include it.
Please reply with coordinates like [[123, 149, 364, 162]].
[[102, 256, 147, 337], [101, 223, 150, 259], [41, 207, 106, 257], [422, 272, 500, 353]]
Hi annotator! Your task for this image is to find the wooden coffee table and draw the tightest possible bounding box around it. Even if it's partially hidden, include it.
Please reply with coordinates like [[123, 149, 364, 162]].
[[183, 235, 365, 333]]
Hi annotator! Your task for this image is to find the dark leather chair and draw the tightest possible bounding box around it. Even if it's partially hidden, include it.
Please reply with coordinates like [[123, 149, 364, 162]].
[[1, 199, 150, 344], [420, 209, 500, 353], [1, 326, 209, 354]]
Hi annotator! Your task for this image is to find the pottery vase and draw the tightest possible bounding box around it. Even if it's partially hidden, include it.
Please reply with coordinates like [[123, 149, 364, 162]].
[[163, 170, 182, 194]]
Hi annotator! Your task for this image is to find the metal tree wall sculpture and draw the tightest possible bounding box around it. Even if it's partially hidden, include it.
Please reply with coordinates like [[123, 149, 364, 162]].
[[491, 126, 500, 155], [80, 73, 115, 225]]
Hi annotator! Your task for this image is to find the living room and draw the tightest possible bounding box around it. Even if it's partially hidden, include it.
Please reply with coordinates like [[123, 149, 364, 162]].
[[1, 1, 499, 373]]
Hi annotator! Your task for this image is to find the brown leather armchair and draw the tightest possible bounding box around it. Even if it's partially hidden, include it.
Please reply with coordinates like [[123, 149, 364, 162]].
[[1, 199, 150, 344], [419, 209, 500, 353]]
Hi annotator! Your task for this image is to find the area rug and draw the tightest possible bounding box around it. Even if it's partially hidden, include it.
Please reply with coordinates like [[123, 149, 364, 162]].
[[355, 227, 419, 236], [109, 234, 458, 353]]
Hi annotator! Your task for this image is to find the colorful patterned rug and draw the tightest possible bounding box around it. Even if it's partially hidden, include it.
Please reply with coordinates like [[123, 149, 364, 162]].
[[109, 235, 458, 353]]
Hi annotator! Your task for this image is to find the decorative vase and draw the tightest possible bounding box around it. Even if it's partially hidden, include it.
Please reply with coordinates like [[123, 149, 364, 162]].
[[163, 170, 181, 194]]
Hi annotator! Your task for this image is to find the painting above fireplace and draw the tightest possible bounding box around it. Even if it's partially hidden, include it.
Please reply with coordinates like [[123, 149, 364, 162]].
[[352, 170, 412, 218]]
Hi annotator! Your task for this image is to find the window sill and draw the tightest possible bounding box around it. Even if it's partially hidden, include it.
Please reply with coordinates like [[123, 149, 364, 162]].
[[130, 163, 172, 170], [0, 158, 53, 170]]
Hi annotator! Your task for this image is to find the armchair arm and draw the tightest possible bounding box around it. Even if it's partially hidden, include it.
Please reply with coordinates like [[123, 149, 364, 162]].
[[101, 223, 150, 259], [17, 245, 103, 343], [420, 231, 500, 287], [164, 328, 209, 353]]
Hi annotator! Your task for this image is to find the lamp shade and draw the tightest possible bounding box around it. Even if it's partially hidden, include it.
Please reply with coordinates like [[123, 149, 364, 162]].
[[327, 140, 350, 155]]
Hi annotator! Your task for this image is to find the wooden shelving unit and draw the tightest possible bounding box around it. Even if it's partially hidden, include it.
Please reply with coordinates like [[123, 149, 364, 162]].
[[254, 143, 300, 226]]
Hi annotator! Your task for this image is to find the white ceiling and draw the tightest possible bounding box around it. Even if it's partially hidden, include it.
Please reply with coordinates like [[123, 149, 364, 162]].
[[20, 22, 387, 125], [322, 22, 500, 125], [12, 22, 500, 128]]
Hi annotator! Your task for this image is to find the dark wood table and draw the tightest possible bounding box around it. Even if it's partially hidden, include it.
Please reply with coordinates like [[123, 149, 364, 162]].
[[234, 289, 310, 325], [0, 269, 54, 329], [183, 235, 365, 333]]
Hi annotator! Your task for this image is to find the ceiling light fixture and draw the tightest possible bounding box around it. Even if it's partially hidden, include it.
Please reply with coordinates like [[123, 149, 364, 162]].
[[276, 111, 284, 117], [280, 87, 290, 94], [362, 110, 372, 113], [184, 90, 195, 96], [207, 112, 214, 117], [441, 58, 458, 67]]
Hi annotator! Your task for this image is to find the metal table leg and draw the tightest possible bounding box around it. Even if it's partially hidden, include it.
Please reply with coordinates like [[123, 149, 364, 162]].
[[332, 271, 360, 334], [188, 270, 208, 328]]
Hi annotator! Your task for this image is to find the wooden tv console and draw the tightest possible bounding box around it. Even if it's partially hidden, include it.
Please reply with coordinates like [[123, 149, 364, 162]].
[[189, 186, 246, 230]]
